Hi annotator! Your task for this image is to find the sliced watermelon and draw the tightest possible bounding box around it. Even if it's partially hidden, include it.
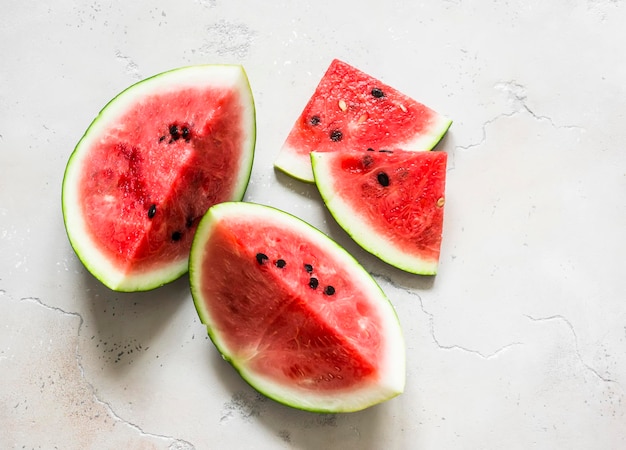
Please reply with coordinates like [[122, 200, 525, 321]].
[[274, 59, 452, 182], [311, 149, 447, 275], [189, 202, 405, 413], [62, 65, 256, 291]]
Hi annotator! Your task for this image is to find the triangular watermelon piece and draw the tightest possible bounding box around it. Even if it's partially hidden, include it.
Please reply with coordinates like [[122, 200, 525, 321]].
[[311, 148, 447, 275], [275, 59, 451, 182]]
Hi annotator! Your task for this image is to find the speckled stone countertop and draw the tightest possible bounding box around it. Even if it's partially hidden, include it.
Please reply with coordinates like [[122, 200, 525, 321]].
[[1, 1, 625, 449]]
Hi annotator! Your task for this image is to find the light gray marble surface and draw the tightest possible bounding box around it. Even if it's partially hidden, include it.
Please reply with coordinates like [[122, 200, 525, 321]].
[[1, 1, 625, 449]]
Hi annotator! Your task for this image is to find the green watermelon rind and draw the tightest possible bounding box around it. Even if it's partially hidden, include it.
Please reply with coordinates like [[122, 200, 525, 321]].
[[189, 201, 406, 413], [62, 65, 256, 292], [311, 151, 443, 275]]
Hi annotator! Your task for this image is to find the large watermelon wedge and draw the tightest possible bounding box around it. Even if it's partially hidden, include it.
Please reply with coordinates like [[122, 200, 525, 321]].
[[274, 59, 452, 182], [311, 149, 447, 275], [189, 202, 405, 413], [62, 65, 256, 291]]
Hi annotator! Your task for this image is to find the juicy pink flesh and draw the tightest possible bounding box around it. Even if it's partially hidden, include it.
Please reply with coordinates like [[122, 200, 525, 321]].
[[199, 218, 385, 392], [79, 87, 245, 275]]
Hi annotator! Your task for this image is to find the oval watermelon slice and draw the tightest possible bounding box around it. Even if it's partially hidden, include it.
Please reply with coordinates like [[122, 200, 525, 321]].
[[189, 202, 405, 413], [62, 65, 256, 291], [274, 59, 452, 182], [311, 149, 447, 275]]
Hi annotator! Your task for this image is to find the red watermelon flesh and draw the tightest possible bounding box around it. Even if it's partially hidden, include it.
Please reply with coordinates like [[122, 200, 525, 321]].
[[275, 59, 452, 182], [199, 222, 379, 389], [190, 202, 405, 412], [62, 65, 255, 291], [81, 89, 242, 272], [311, 149, 448, 275]]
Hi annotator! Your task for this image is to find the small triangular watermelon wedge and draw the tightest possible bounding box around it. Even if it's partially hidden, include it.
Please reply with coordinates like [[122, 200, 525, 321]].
[[311, 148, 447, 275], [275, 59, 452, 182]]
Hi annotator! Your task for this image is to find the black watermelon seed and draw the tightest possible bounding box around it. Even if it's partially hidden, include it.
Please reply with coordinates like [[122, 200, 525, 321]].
[[330, 129, 343, 142], [310, 115, 321, 126], [309, 277, 319, 289], [304, 263, 313, 273], [379, 149, 393, 153], [275, 259, 286, 268], [171, 231, 182, 241], [367, 148, 375, 152], [256, 253, 269, 265], [159, 135, 166, 142], [147, 204, 157, 219], [182, 127, 190, 141], [169, 124, 180, 141], [377, 172, 390, 187], [324, 285, 335, 296], [371, 88, 385, 98]]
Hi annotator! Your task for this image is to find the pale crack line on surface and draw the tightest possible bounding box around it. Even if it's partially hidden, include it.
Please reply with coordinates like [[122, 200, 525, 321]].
[[417, 293, 523, 359], [19, 296, 196, 449], [524, 313, 620, 386], [521, 103, 586, 132], [114, 50, 142, 81], [456, 80, 585, 151], [496, 80, 585, 131], [455, 110, 518, 151], [373, 274, 523, 358]]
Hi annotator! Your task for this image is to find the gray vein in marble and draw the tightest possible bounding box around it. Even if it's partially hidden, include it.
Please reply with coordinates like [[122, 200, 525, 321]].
[[416, 292, 523, 359], [524, 313, 621, 386], [194, 0, 217, 8], [200, 20, 255, 59], [455, 110, 517, 152], [114, 49, 142, 80], [18, 296, 196, 450], [457, 80, 585, 152], [374, 273, 523, 359]]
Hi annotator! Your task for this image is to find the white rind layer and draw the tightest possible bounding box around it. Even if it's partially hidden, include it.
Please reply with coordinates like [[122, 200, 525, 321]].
[[62, 65, 256, 291], [189, 202, 406, 413]]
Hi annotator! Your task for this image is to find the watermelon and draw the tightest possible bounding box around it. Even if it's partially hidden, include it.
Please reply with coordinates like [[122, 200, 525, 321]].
[[189, 202, 405, 413], [274, 59, 452, 182], [62, 65, 256, 292], [311, 148, 447, 275]]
